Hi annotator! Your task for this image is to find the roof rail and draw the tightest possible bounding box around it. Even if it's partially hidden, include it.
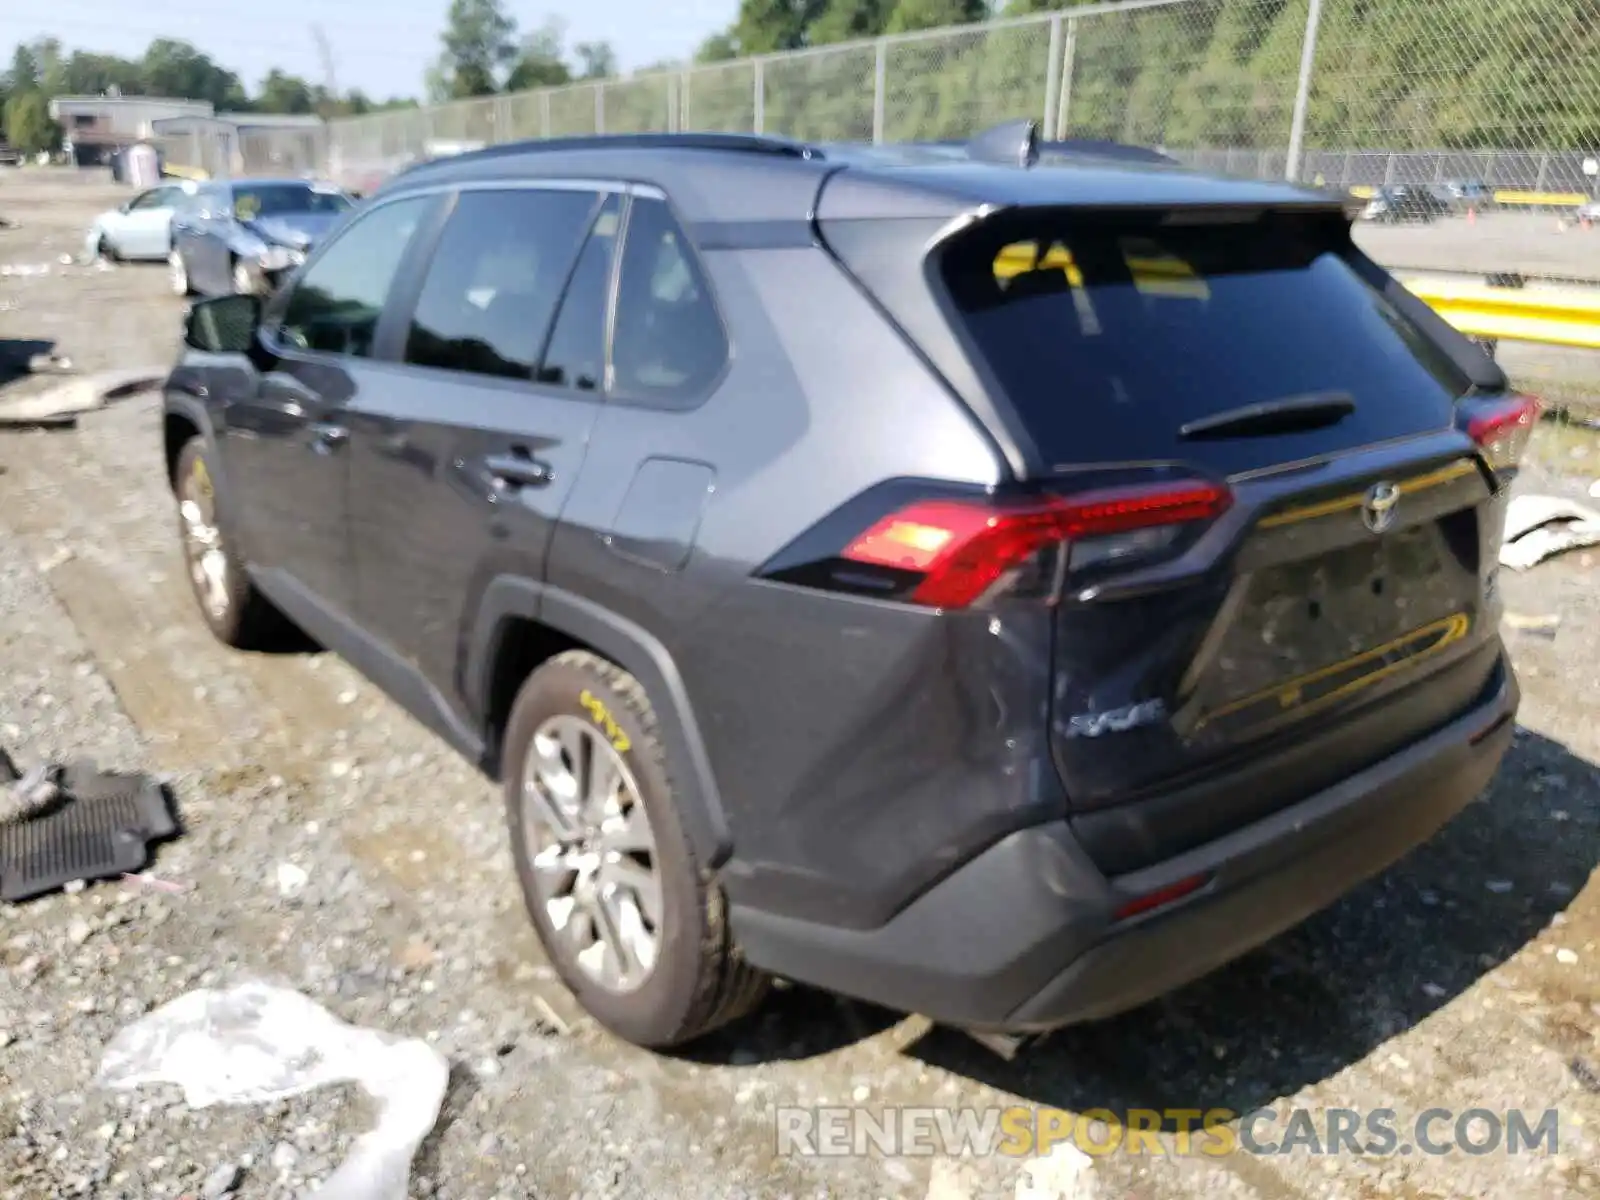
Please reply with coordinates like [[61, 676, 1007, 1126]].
[[1037, 138, 1179, 166], [399, 131, 824, 176]]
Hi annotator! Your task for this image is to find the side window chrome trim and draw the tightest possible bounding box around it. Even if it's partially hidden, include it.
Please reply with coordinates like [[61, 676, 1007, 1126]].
[[380, 177, 633, 202]]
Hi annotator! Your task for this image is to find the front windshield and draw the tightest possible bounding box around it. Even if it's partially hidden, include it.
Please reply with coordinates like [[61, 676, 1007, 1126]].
[[232, 183, 352, 221]]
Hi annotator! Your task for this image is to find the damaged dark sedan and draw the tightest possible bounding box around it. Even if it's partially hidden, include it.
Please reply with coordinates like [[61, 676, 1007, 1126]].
[[168, 178, 355, 299]]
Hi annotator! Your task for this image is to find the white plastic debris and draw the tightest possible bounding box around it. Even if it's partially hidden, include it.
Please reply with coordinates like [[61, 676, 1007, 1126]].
[[97, 981, 451, 1200], [1015, 1141, 1099, 1200], [1499, 494, 1600, 571], [274, 861, 310, 898]]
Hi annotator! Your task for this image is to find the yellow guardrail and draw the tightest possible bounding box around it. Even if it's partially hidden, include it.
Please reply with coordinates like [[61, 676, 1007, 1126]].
[[1345, 184, 1588, 208], [991, 243, 1600, 352], [161, 163, 210, 182], [1403, 280, 1600, 351]]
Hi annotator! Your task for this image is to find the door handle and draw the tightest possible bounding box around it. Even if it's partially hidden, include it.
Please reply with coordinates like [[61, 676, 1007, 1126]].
[[484, 449, 552, 490], [309, 422, 349, 452]]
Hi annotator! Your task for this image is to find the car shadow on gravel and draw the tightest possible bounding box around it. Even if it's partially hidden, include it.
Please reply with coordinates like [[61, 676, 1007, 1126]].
[[894, 726, 1597, 1126], [0, 337, 56, 389], [687, 984, 903, 1065], [410, 1062, 481, 1185], [688, 728, 1596, 1119]]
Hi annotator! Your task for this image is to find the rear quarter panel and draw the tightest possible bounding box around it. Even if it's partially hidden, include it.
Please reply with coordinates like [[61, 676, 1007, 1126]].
[[547, 243, 1067, 929]]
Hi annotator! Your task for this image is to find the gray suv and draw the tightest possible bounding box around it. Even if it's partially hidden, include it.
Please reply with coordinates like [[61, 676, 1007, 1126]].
[[162, 121, 1529, 1051]]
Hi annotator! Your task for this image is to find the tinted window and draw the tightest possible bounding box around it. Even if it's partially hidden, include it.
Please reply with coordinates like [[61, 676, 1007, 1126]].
[[232, 182, 353, 221], [611, 197, 726, 403], [278, 196, 428, 358], [196, 185, 228, 217], [404, 188, 600, 382], [939, 212, 1470, 475], [535, 194, 621, 392], [128, 188, 169, 211]]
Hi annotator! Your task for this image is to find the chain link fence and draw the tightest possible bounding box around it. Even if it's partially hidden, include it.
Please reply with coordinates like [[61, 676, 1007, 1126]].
[[321, 0, 1598, 199]]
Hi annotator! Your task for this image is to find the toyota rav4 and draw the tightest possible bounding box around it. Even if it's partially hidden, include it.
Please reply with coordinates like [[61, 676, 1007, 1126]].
[[162, 121, 1527, 1050]]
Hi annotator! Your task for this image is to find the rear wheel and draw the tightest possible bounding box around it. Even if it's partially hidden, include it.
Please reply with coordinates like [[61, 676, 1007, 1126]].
[[168, 249, 192, 296], [232, 258, 260, 296], [174, 438, 291, 649], [503, 650, 769, 1048]]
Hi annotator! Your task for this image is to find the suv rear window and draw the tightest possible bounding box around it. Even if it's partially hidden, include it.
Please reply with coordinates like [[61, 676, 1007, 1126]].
[[938, 211, 1470, 474]]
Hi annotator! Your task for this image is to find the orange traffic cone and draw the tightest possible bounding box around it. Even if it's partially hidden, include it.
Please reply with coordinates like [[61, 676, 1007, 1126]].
[[1467, 206, 1476, 224]]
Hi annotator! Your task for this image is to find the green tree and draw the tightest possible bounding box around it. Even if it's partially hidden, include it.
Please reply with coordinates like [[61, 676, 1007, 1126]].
[[506, 17, 572, 91], [438, 0, 519, 97], [7, 44, 40, 94], [732, 0, 831, 55], [4, 90, 60, 154], [141, 39, 248, 108], [60, 52, 146, 97], [573, 40, 618, 80], [884, 0, 986, 35], [31, 38, 66, 94], [694, 32, 741, 62], [257, 68, 317, 114], [809, 0, 894, 45]]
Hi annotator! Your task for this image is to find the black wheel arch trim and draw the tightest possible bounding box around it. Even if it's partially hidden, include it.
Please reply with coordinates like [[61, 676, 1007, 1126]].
[[468, 577, 734, 869], [161, 393, 230, 504]]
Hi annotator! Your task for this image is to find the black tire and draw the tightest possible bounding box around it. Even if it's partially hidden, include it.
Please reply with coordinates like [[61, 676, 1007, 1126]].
[[503, 649, 770, 1048], [173, 437, 293, 649], [169, 249, 194, 297]]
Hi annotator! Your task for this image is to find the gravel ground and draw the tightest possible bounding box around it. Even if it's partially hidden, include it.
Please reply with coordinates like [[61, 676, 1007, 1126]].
[[2, 168, 1599, 1200], [1353, 210, 1600, 283]]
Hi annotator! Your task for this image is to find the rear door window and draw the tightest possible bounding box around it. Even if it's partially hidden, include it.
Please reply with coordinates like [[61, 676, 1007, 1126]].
[[535, 194, 622, 393], [403, 187, 601, 382], [939, 211, 1470, 475]]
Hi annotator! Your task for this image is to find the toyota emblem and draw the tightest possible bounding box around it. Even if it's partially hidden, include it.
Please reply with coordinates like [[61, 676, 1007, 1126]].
[[1362, 481, 1401, 534]]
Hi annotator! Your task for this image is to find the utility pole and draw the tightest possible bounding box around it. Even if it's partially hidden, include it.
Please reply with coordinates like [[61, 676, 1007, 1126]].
[[312, 24, 340, 115]]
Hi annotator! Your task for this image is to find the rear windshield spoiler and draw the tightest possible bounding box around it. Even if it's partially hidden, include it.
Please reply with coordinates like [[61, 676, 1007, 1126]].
[[1343, 246, 1509, 393]]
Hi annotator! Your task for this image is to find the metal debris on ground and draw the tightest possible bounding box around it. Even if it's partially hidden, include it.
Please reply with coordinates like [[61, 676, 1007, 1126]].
[[1503, 611, 1563, 637], [1499, 494, 1600, 570], [97, 980, 452, 1200], [0, 750, 178, 902], [0, 366, 162, 426]]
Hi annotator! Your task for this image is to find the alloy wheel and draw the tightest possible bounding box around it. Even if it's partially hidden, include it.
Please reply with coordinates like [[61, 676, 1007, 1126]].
[[521, 714, 663, 993], [178, 458, 229, 622]]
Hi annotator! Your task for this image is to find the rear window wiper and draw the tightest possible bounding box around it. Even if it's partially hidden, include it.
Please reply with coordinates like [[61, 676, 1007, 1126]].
[[1179, 391, 1355, 440]]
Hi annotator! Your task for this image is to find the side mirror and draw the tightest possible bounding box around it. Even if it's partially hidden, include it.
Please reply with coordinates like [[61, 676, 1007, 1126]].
[[184, 294, 261, 354]]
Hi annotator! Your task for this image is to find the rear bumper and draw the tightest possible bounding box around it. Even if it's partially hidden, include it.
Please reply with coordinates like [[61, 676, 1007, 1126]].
[[730, 655, 1518, 1032]]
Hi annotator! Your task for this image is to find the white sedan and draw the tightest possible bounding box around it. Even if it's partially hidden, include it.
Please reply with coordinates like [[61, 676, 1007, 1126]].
[[84, 181, 198, 262]]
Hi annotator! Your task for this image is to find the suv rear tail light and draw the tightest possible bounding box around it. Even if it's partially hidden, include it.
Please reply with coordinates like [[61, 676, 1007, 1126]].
[[838, 480, 1231, 609], [1462, 392, 1540, 474]]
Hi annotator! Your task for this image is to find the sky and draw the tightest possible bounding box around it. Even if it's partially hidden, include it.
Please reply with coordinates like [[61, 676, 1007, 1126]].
[[3, 0, 737, 101]]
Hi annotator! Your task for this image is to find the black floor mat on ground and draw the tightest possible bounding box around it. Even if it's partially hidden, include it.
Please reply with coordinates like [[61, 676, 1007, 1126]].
[[0, 760, 177, 902]]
